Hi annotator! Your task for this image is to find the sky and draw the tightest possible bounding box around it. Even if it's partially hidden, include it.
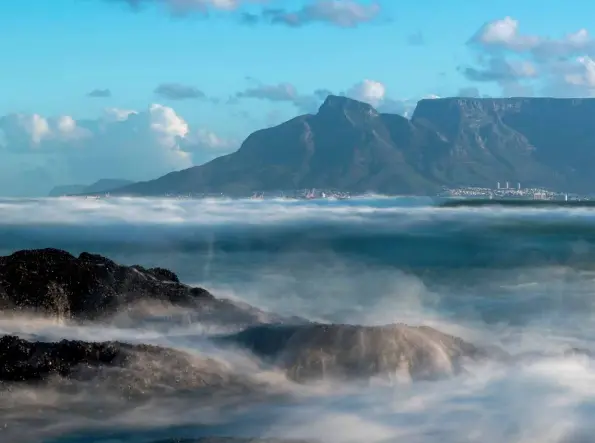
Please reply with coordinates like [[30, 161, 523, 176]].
[[2, 0, 595, 196]]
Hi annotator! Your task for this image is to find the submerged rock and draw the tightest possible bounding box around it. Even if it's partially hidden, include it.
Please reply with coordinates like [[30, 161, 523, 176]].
[[0, 248, 268, 324], [222, 323, 499, 382]]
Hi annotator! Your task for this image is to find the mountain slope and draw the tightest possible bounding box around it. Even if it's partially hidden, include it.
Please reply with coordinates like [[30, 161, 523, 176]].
[[109, 96, 595, 196], [49, 179, 134, 197], [84, 178, 134, 194], [48, 184, 87, 197]]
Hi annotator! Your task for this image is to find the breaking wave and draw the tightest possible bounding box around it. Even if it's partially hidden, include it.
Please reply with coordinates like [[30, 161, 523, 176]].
[[2, 197, 595, 442]]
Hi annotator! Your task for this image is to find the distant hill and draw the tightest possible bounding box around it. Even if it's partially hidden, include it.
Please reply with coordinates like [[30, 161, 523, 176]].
[[49, 179, 134, 197], [107, 96, 595, 196], [48, 184, 87, 197]]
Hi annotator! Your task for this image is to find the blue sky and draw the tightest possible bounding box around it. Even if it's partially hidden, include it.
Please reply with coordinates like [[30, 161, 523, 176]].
[[1, 0, 595, 195], [3, 0, 590, 120]]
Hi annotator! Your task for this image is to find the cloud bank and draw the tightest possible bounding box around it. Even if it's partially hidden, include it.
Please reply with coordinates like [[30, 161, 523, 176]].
[[107, 0, 382, 27], [0, 105, 236, 197], [463, 16, 595, 97]]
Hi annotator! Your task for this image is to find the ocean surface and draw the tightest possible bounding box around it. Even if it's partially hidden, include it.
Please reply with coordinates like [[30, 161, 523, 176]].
[[2, 196, 595, 443]]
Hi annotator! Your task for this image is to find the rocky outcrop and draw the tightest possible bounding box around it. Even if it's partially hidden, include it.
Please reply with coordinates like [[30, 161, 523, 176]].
[[151, 439, 312, 443], [0, 335, 257, 397], [0, 248, 213, 319], [221, 323, 500, 382], [0, 248, 273, 325], [107, 95, 595, 196]]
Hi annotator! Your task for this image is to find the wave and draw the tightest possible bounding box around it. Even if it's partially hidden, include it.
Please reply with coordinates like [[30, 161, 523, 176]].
[[2, 198, 595, 442], [3, 202, 595, 273]]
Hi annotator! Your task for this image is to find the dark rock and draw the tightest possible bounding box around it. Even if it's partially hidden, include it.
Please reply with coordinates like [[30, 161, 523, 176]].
[[147, 267, 181, 283], [0, 334, 257, 397], [152, 439, 313, 443], [0, 248, 213, 319], [221, 323, 499, 382], [0, 335, 121, 382], [106, 95, 595, 196]]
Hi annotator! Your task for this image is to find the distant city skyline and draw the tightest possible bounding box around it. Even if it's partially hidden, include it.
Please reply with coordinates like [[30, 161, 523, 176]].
[[2, 0, 595, 196]]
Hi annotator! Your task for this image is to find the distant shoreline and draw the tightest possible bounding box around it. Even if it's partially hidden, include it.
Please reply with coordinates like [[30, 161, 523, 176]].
[[440, 198, 595, 208]]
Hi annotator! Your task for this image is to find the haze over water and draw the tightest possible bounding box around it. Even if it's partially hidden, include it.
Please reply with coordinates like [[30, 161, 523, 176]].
[[3, 196, 595, 443]]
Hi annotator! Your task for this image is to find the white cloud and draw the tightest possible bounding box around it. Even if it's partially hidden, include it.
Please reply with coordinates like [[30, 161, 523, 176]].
[[0, 105, 236, 197], [345, 79, 386, 106], [466, 17, 595, 97], [233, 78, 439, 120], [342, 80, 439, 117], [103, 107, 137, 122], [472, 17, 594, 57], [474, 16, 539, 52], [544, 55, 595, 97], [564, 56, 595, 88]]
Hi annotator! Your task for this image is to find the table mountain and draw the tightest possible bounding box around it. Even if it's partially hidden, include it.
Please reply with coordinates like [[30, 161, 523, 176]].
[[108, 96, 595, 196]]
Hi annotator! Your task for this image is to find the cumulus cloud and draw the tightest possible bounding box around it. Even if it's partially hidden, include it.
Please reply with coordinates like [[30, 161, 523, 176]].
[[464, 17, 595, 97], [232, 78, 435, 119], [0, 105, 236, 197], [87, 89, 112, 98], [471, 17, 595, 59], [154, 83, 206, 100], [344, 79, 386, 107], [544, 55, 595, 97]]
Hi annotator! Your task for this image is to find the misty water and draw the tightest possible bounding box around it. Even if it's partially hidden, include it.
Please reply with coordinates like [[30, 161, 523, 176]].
[[2, 196, 595, 442]]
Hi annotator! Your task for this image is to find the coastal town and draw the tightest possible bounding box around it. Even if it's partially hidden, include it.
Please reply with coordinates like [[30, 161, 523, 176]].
[[438, 182, 587, 201]]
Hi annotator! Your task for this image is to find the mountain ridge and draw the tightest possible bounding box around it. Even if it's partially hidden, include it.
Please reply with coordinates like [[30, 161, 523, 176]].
[[107, 95, 595, 196]]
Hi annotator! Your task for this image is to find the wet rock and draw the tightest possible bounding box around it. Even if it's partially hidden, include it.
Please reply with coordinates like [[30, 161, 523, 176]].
[[222, 323, 498, 382], [153, 439, 313, 443], [0, 248, 249, 321], [0, 335, 256, 397]]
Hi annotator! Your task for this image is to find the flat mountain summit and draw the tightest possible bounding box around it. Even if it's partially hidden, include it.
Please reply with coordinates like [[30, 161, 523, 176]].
[[110, 95, 595, 196]]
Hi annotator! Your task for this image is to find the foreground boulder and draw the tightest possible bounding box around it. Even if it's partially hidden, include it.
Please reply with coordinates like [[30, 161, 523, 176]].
[[222, 323, 500, 382], [0, 248, 267, 324], [0, 335, 258, 398]]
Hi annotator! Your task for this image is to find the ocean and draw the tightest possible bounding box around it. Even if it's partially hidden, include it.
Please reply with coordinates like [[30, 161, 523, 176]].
[[2, 196, 595, 443]]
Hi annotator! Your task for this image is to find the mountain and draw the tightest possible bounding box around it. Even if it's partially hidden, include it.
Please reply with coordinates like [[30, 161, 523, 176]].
[[49, 179, 134, 196], [48, 184, 87, 197], [108, 96, 595, 196], [83, 178, 134, 194]]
